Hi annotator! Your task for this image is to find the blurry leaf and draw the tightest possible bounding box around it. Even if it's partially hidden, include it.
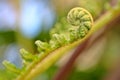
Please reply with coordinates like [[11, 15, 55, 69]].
[[101, 25, 120, 68], [0, 69, 16, 80], [68, 65, 106, 80], [0, 30, 15, 45]]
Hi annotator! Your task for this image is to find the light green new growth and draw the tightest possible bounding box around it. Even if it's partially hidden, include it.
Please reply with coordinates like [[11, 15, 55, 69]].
[[3, 6, 120, 80], [17, 7, 93, 80], [20, 49, 37, 61], [3, 60, 21, 74]]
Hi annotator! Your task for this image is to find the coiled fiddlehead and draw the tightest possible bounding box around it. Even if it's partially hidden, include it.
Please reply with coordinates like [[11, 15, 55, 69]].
[[3, 7, 93, 80], [67, 7, 93, 38]]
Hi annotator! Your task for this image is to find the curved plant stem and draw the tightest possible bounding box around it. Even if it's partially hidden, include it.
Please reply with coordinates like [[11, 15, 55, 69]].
[[16, 7, 120, 80], [53, 14, 120, 80]]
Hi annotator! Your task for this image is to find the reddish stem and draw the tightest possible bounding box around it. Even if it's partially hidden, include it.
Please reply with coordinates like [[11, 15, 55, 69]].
[[53, 38, 89, 80]]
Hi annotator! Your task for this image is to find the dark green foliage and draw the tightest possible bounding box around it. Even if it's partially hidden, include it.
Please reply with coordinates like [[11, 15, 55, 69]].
[[68, 66, 106, 80], [0, 30, 15, 45]]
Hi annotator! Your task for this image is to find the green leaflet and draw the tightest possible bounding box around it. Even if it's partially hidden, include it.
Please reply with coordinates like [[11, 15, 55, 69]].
[[2, 60, 21, 74]]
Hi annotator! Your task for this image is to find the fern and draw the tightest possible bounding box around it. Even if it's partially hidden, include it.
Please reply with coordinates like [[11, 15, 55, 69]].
[[3, 5, 120, 80]]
